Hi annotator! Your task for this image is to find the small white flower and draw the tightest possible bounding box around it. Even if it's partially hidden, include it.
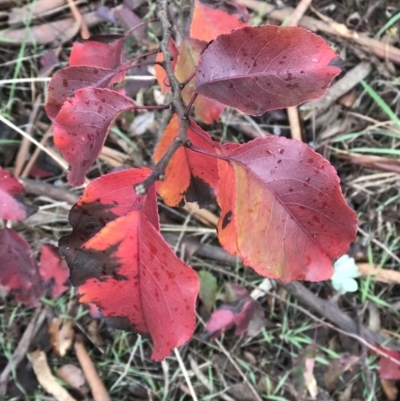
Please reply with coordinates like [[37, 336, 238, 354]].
[[331, 255, 360, 294]]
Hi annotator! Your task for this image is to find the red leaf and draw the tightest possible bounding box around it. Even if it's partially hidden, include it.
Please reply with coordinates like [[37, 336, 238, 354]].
[[217, 136, 357, 282], [204, 285, 264, 338], [190, 0, 248, 43], [155, 39, 179, 93], [0, 167, 37, 220], [377, 347, 400, 380], [46, 66, 123, 121], [71, 210, 199, 361], [60, 168, 158, 266], [39, 245, 69, 298], [0, 228, 43, 306], [69, 35, 125, 69], [60, 167, 198, 360], [153, 115, 220, 207], [53, 87, 136, 186], [196, 25, 342, 115], [175, 38, 225, 124]]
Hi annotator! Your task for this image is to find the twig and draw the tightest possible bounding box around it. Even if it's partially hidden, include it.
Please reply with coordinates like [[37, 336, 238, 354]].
[[287, 106, 302, 141], [285, 0, 312, 142], [285, 0, 313, 26], [135, 0, 193, 193], [20, 178, 80, 204], [14, 95, 42, 176], [20, 124, 53, 178], [66, 0, 90, 39], [75, 335, 111, 401]]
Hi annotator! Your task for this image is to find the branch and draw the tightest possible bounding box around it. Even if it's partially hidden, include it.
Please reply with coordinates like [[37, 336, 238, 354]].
[[135, 0, 192, 194]]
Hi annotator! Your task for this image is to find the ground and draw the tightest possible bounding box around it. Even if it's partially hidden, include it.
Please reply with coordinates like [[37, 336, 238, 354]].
[[0, 0, 400, 400]]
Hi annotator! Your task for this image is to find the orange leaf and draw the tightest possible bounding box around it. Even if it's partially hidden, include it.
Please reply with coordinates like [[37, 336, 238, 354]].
[[154, 115, 220, 207], [155, 39, 179, 93], [190, 0, 248, 43], [175, 38, 224, 124]]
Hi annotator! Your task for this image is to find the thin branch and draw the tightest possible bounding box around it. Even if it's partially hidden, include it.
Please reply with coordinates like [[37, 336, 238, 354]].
[[184, 93, 198, 117], [135, 0, 192, 193], [125, 17, 159, 38], [180, 70, 196, 88]]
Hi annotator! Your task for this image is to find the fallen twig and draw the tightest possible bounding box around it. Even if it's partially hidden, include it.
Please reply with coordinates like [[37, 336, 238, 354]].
[[75, 335, 111, 401]]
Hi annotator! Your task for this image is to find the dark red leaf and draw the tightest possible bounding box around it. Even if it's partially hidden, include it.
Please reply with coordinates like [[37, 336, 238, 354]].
[[196, 25, 342, 115], [69, 35, 125, 69], [71, 210, 199, 361], [60, 168, 158, 266], [190, 0, 248, 43], [377, 347, 400, 380], [45, 66, 123, 121], [175, 38, 225, 124], [39, 245, 69, 298], [153, 115, 220, 207], [53, 87, 136, 186], [0, 228, 43, 306], [204, 285, 264, 339], [0, 167, 37, 220], [217, 136, 357, 282]]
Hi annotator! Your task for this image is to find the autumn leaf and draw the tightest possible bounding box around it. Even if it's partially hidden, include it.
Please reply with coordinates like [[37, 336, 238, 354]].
[[69, 35, 125, 69], [0, 167, 37, 220], [46, 66, 124, 121], [53, 87, 136, 187], [190, 0, 248, 43], [60, 167, 198, 360], [377, 347, 400, 380], [196, 25, 342, 115], [216, 136, 357, 282], [155, 39, 179, 93], [154, 115, 220, 207], [203, 284, 264, 339], [0, 228, 44, 306], [175, 38, 225, 124], [60, 167, 158, 266], [39, 245, 69, 298]]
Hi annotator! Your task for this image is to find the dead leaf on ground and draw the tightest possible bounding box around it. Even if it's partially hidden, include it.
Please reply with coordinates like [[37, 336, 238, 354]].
[[324, 355, 360, 390], [1, 7, 119, 45], [357, 263, 400, 284], [56, 364, 89, 396], [228, 382, 259, 401], [8, 0, 66, 25], [86, 320, 105, 349], [49, 317, 74, 357], [28, 350, 77, 401], [380, 378, 398, 401]]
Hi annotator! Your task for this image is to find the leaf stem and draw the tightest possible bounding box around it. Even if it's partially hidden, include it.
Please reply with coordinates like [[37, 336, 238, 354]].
[[180, 70, 196, 88], [124, 17, 159, 39], [184, 93, 198, 117]]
